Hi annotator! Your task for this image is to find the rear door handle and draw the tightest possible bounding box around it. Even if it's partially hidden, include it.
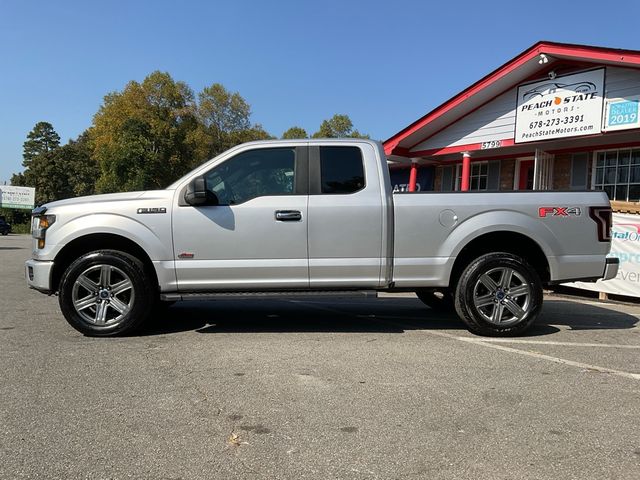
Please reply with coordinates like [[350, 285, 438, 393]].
[[275, 210, 302, 221]]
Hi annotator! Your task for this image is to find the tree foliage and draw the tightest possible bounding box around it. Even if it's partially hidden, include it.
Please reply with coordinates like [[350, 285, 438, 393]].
[[10, 73, 369, 206], [189, 83, 273, 160], [281, 126, 308, 139], [91, 71, 199, 192], [12, 123, 96, 204], [22, 122, 60, 169], [62, 133, 100, 198], [312, 114, 369, 139]]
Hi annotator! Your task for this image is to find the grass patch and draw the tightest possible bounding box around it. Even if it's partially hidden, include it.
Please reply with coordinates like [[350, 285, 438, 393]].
[[11, 223, 31, 234]]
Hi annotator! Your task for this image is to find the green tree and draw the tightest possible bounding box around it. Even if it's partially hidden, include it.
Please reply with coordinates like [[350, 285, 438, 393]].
[[12, 123, 99, 203], [190, 83, 269, 160], [57, 132, 98, 197], [29, 150, 71, 203], [22, 122, 60, 169], [281, 126, 308, 139], [312, 114, 369, 139], [97, 118, 160, 192], [91, 71, 199, 192], [10, 172, 25, 187], [14, 122, 66, 204], [199, 83, 251, 137], [229, 124, 274, 145]]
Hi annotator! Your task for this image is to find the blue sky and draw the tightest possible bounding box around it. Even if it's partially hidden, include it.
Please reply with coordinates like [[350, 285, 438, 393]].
[[1, 0, 639, 183]]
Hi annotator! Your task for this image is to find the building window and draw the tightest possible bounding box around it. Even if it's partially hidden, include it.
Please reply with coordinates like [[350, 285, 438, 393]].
[[593, 149, 640, 202], [455, 162, 488, 191]]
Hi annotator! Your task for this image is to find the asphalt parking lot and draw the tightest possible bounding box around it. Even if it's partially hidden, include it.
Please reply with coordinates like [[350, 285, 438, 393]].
[[1, 234, 639, 479]]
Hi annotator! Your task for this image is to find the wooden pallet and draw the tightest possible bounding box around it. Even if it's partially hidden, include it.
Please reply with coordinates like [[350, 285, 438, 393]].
[[610, 200, 640, 214]]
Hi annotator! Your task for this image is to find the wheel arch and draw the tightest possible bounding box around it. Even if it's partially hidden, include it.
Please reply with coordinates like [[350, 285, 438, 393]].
[[51, 233, 158, 293], [449, 231, 550, 289]]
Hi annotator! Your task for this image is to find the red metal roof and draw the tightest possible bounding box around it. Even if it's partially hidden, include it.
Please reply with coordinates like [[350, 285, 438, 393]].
[[384, 41, 640, 157]]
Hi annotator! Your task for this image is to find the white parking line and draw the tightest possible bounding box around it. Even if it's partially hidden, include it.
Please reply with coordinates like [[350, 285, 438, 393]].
[[458, 338, 640, 349], [292, 300, 640, 381], [546, 323, 640, 331], [426, 331, 640, 381]]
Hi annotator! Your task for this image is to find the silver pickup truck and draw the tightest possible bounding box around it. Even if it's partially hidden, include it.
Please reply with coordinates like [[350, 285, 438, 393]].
[[25, 139, 618, 337]]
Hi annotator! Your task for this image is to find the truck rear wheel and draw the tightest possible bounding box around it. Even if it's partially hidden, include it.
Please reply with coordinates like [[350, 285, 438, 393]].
[[59, 250, 154, 336], [454, 252, 542, 336]]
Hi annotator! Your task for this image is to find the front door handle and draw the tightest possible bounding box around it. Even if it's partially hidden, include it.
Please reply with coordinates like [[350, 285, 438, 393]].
[[275, 210, 302, 221]]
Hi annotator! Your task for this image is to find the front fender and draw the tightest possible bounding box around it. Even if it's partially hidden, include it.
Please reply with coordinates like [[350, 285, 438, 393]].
[[43, 213, 173, 262]]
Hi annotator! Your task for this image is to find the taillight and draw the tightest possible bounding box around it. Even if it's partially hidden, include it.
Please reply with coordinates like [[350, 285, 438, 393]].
[[589, 206, 612, 242]]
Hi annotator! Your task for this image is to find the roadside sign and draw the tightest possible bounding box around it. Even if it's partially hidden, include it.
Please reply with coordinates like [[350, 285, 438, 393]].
[[567, 212, 640, 297], [603, 97, 640, 132], [0, 185, 36, 210]]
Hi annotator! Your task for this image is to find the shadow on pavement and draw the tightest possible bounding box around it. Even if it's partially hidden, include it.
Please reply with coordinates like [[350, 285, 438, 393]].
[[138, 297, 639, 337]]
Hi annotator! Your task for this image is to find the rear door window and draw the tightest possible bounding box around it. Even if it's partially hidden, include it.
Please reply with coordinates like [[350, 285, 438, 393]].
[[319, 146, 365, 194]]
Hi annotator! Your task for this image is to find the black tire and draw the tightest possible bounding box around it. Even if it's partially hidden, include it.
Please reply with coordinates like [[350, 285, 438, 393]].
[[454, 252, 543, 336], [1, 231, 7, 236], [59, 250, 155, 336], [415, 288, 455, 311]]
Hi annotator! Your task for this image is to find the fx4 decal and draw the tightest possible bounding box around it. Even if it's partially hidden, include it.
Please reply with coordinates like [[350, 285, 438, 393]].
[[538, 206, 582, 218]]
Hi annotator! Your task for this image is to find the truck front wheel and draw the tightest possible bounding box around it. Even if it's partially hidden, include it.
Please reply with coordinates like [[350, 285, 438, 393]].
[[59, 250, 154, 336], [454, 252, 543, 336]]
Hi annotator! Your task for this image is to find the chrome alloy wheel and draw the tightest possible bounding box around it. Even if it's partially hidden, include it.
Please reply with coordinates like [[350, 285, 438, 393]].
[[472, 267, 531, 326], [71, 264, 135, 326]]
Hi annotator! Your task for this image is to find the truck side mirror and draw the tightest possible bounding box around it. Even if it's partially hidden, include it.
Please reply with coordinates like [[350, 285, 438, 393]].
[[184, 176, 218, 206]]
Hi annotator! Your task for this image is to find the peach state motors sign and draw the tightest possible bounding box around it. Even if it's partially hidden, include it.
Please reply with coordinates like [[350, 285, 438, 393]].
[[515, 68, 605, 143]]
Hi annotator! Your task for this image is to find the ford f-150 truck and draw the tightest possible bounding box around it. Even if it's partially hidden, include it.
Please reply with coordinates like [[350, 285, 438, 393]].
[[25, 139, 618, 337]]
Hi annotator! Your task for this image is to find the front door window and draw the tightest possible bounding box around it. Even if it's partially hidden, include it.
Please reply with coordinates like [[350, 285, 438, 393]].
[[204, 148, 296, 205]]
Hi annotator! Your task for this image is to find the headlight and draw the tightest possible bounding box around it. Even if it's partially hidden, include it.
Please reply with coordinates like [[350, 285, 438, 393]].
[[31, 214, 56, 248]]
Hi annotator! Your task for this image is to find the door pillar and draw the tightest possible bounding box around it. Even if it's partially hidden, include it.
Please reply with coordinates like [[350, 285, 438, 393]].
[[461, 152, 471, 191]]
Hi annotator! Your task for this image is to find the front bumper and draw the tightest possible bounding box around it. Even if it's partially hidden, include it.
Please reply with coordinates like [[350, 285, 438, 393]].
[[25, 259, 54, 293], [602, 257, 619, 281]]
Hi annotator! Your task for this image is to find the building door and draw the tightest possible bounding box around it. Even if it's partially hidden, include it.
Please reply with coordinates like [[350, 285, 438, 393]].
[[518, 160, 535, 190]]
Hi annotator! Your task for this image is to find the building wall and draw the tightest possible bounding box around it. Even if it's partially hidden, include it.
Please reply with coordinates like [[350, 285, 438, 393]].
[[499, 159, 515, 190], [433, 160, 515, 192], [411, 67, 640, 154], [433, 167, 442, 191], [605, 67, 640, 100], [432, 155, 585, 192], [412, 90, 516, 152], [552, 154, 572, 190]]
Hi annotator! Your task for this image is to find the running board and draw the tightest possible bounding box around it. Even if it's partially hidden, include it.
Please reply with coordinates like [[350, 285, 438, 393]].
[[160, 290, 378, 302]]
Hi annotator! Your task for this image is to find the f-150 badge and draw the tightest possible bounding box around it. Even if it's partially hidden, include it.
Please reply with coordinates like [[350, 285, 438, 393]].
[[137, 207, 167, 214]]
